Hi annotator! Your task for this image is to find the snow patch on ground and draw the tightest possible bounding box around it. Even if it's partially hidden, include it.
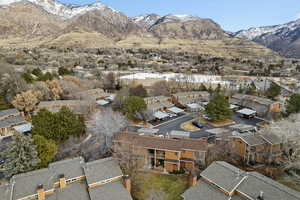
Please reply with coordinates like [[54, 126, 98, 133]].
[[120, 73, 229, 84]]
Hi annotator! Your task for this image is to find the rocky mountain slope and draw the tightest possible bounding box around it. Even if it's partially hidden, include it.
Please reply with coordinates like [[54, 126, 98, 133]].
[[235, 19, 300, 58], [133, 13, 161, 29], [0, 0, 280, 60]]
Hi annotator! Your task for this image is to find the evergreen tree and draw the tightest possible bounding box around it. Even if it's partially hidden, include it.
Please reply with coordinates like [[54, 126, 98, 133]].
[[129, 84, 148, 98], [32, 107, 86, 142], [205, 93, 233, 122], [246, 82, 257, 95], [33, 135, 57, 168], [200, 83, 207, 91], [0, 133, 39, 178], [286, 94, 300, 115], [122, 96, 147, 120], [266, 82, 281, 100]]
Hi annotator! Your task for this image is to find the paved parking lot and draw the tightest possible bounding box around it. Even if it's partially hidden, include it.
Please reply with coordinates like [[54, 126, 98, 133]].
[[153, 112, 264, 139]]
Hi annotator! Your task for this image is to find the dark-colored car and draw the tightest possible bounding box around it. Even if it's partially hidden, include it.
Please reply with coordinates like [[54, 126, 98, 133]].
[[192, 121, 204, 128]]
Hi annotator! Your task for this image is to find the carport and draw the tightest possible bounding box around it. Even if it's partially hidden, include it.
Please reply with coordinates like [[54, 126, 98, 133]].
[[13, 123, 32, 133], [187, 103, 203, 112], [96, 99, 110, 106], [153, 111, 169, 120], [167, 107, 185, 114], [237, 108, 257, 119]]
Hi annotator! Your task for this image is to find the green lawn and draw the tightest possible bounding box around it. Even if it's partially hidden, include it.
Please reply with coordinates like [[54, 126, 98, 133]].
[[277, 178, 300, 192], [132, 172, 189, 200], [0, 97, 12, 110]]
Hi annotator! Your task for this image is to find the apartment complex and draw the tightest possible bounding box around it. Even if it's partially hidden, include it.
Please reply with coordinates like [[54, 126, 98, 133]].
[[144, 96, 174, 113], [231, 133, 283, 164], [113, 132, 207, 173], [172, 91, 210, 105], [0, 109, 30, 137], [182, 161, 300, 200], [0, 157, 132, 200], [230, 94, 281, 117], [36, 100, 94, 115]]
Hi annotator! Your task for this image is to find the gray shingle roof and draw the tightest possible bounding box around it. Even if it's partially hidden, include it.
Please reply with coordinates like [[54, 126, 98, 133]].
[[182, 180, 228, 200], [260, 134, 282, 145], [0, 109, 20, 120], [0, 116, 26, 129], [2, 157, 132, 200], [49, 157, 85, 180], [185, 161, 300, 200], [46, 181, 90, 200], [237, 172, 300, 200], [0, 184, 12, 200], [239, 134, 266, 146], [200, 161, 245, 193], [88, 181, 132, 200], [11, 168, 55, 200], [83, 157, 123, 186]]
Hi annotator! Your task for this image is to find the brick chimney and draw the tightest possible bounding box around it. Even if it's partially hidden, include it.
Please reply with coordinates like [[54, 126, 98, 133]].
[[59, 174, 66, 189], [123, 175, 131, 193], [189, 173, 198, 187], [37, 184, 45, 200]]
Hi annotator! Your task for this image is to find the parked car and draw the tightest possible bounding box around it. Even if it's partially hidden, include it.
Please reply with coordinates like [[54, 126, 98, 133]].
[[202, 114, 211, 121], [192, 121, 204, 128]]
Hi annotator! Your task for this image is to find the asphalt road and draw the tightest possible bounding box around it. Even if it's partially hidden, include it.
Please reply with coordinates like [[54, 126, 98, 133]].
[[153, 112, 264, 139]]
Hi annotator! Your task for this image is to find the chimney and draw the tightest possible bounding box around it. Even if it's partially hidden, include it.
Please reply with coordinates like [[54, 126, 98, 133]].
[[257, 191, 264, 200], [37, 184, 45, 200], [123, 175, 131, 193], [189, 172, 198, 187], [59, 174, 66, 189]]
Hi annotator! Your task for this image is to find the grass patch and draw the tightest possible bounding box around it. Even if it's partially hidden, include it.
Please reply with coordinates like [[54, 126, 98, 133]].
[[277, 178, 300, 192], [132, 172, 189, 200], [199, 117, 235, 127], [0, 97, 12, 110], [181, 118, 201, 131]]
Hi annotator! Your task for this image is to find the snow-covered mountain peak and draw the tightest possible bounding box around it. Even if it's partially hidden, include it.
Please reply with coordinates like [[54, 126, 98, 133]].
[[235, 19, 300, 40], [132, 13, 161, 29], [0, 0, 118, 19], [163, 14, 200, 22]]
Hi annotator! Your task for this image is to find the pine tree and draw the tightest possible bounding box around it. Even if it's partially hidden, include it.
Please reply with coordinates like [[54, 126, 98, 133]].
[[0, 133, 39, 178], [266, 82, 281, 100], [205, 93, 233, 122]]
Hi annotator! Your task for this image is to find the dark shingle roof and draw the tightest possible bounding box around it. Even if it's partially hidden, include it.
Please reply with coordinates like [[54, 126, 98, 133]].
[[83, 157, 123, 186], [88, 181, 132, 200]]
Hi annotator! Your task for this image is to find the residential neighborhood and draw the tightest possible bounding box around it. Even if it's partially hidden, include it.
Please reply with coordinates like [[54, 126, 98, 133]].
[[0, 1, 300, 199]]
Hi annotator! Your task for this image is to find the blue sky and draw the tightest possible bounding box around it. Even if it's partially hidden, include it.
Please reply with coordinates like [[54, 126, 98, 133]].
[[60, 0, 300, 31]]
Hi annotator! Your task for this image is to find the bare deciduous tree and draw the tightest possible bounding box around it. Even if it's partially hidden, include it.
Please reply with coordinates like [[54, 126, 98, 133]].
[[12, 90, 42, 114], [92, 108, 128, 150]]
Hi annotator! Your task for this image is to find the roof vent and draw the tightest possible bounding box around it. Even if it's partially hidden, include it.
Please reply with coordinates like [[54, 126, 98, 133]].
[[257, 191, 264, 200], [37, 184, 43, 190]]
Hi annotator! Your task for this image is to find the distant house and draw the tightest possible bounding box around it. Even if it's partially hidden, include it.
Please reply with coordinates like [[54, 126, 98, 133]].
[[36, 100, 94, 115], [0, 157, 132, 200], [113, 132, 207, 173], [230, 133, 283, 164], [230, 94, 281, 118], [182, 161, 300, 200], [76, 88, 115, 102], [172, 91, 210, 106], [144, 96, 174, 113], [0, 109, 30, 137]]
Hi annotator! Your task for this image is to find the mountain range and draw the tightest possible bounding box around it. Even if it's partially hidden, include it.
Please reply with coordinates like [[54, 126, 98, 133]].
[[0, 0, 282, 60], [234, 19, 300, 58]]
